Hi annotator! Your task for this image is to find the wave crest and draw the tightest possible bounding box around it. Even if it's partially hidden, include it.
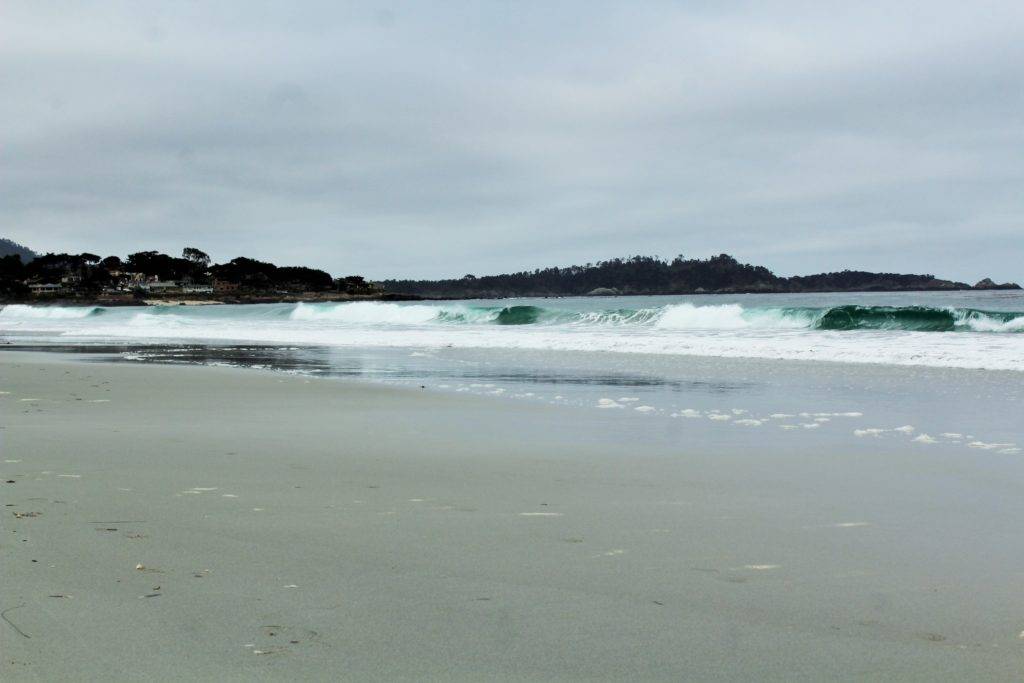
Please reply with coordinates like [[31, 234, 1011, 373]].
[[0, 304, 102, 319]]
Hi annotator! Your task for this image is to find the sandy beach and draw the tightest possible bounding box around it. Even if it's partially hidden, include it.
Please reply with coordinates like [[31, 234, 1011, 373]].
[[3, 350, 1024, 681]]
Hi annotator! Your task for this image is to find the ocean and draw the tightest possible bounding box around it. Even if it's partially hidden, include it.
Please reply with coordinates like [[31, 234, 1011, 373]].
[[2, 290, 1022, 366], [2, 290, 1022, 458], [4, 290, 1019, 450]]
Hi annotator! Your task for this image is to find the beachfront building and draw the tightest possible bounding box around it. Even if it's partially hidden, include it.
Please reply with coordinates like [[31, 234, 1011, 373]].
[[213, 278, 240, 293], [29, 282, 65, 296], [144, 280, 182, 293], [181, 284, 214, 294]]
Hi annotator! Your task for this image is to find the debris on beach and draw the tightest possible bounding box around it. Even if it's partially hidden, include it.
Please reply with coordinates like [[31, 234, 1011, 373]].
[[13, 511, 41, 518]]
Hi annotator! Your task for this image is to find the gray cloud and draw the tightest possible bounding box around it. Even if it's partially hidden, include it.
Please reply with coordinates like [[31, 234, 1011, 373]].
[[2, 1, 1022, 281]]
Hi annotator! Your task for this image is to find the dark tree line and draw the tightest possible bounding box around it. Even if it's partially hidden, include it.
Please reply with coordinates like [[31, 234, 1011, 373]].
[[1, 246, 375, 296], [379, 254, 972, 297], [381, 254, 779, 297], [208, 257, 334, 291]]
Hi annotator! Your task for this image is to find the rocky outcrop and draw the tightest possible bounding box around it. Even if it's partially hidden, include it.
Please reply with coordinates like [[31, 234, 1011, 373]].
[[973, 278, 1021, 290]]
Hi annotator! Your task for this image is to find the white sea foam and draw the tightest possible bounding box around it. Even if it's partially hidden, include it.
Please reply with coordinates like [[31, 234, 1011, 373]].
[[964, 314, 1024, 333], [4, 300, 1024, 372], [290, 301, 444, 324], [912, 434, 937, 444], [597, 398, 624, 409], [967, 441, 1015, 450], [0, 304, 98, 319], [655, 303, 810, 331]]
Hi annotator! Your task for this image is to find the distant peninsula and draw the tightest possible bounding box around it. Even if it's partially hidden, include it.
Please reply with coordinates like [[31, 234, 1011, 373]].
[[0, 243, 1018, 306], [380, 254, 1020, 298]]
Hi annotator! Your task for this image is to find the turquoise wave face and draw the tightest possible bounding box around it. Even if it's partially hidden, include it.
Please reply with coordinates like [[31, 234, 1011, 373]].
[[810, 306, 1024, 332], [476, 304, 1024, 332]]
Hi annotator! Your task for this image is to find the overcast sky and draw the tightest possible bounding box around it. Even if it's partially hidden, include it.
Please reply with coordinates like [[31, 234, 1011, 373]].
[[2, 1, 1022, 281]]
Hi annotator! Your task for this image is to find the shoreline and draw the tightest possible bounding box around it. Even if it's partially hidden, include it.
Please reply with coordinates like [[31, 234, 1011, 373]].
[[0, 292, 426, 307], [3, 283, 1022, 308], [4, 352, 1024, 679]]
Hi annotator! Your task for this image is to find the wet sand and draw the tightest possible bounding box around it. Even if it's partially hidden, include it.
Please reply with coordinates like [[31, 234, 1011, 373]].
[[2, 351, 1024, 680]]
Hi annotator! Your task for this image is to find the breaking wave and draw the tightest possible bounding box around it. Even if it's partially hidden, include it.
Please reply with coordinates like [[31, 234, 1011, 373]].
[[2, 301, 1022, 332], [0, 304, 104, 319], [282, 301, 1024, 332], [3, 298, 1023, 371], [813, 305, 1024, 332]]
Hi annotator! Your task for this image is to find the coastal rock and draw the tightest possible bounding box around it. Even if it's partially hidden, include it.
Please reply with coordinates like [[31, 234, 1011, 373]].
[[973, 278, 1021, 290]]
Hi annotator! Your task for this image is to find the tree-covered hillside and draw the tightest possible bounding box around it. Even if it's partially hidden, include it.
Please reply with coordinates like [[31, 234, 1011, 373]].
[[378, 254, 992, 298], [0, 238, 36, 262]]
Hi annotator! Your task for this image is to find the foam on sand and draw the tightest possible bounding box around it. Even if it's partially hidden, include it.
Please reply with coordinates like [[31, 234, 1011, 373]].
[[967, 441, 1016, 450], [597, 398, 624, 409]]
